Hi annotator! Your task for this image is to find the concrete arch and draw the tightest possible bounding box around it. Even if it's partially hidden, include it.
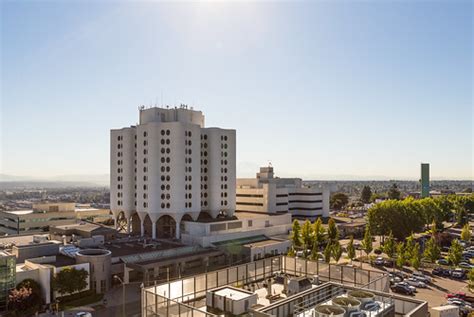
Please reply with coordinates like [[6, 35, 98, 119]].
[[116, 211, 127, 232], [197, 211, 213, 222], [180, 214, 194, 236], [130, 213, 141, 235], [143, 214, 153, 238], [156, 215, 177, 239]]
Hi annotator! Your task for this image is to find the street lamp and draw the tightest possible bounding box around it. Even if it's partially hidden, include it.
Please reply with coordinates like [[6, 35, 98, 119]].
[[114, 275, 126, 317]]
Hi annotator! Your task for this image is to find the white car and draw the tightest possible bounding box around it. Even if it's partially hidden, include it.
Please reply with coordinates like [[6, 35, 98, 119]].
[[412, 272, 431, 283], [405, 278, 427, 288]]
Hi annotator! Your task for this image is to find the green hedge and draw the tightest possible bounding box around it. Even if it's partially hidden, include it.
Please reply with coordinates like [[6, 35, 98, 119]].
[[58, 290, 103, 310]]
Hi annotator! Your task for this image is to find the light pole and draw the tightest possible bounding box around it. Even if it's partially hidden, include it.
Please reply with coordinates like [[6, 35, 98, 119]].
[[114, 275, 126, 317]]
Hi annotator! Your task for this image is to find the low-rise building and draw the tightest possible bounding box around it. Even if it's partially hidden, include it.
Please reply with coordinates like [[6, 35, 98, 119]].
[[16, 255, 90, 304], [0, 203, 111, 235], [236, 166, 330, 220]]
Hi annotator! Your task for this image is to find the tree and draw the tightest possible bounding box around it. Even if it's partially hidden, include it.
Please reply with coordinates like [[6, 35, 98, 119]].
[[360, 186, 372, 204], [8, 287, 33, 313], [396, 242, 406, 270], [469, 269, 474, 292], [383, 231, 396, 259], [313, 218, 325, 247], [461, 223, 472, 242], [410, 243, 421, 271], [287, 247, 296, 257], [291, 220, 302, 248], [404, 234, 416, 257], [387, 183, 401, 200], [361, 226, 373, 257], [448, 239, 463, 267], [7, 278, 45, 316], [327, 218, 339, 243], [332, 241, 343, 263], [309, 240, 319, 260], [330, 193, 349, 210], [423, 236, 441, 263], [53, 267, 89, 297], [455, 204, 468, 227], [347, 236, 356, 263], [323, 243, 332, 263], [301, 220, 313, 256]]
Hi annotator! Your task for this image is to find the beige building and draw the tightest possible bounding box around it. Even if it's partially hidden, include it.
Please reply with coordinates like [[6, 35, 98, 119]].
[[236, 166, 330, 220], [0, 203, 111, 235], [110, 106, 236, 239]]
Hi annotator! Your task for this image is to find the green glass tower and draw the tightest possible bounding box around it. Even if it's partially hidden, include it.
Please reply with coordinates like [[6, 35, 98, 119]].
[[421, 163, 430, 198], [0, 252, 15, 312]]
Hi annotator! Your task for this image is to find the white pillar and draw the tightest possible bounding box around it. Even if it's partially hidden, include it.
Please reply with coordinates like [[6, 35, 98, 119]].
[[152, 222, 156, 239], [140, 220, 145, 237], [175, 220, 180, 240]]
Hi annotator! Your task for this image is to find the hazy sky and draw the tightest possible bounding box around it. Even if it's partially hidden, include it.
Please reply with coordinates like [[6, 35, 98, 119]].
[[1, 1, 472, 180]]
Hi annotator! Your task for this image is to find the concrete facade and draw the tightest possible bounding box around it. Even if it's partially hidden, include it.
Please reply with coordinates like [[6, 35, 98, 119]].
[[236, 166, 330, 220], [110, 106, 236, 239], [76, 249, 112, 294]]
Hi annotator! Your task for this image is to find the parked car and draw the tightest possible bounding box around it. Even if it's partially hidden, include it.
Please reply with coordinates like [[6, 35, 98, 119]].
[[396, 282, 417, 293], [389, 273, 403, 282], [405, 278, 427, 288], [451, 268, 467, 279], [447, 298, 472, 308], [412, 271, 431, 283], [391, 283, 414, 295], [446, 292, 467, 300], [437, 258, 450, 265], [374, 257, 384, 266], [459, 262, 474, 269], [433, 267, 451, 277]]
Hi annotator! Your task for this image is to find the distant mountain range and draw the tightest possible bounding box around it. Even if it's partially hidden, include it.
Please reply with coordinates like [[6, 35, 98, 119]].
[[0, 174, 109, 187]]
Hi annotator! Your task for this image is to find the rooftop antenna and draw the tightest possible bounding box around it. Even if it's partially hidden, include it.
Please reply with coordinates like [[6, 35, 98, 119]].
[[161, 91, 163, 107]]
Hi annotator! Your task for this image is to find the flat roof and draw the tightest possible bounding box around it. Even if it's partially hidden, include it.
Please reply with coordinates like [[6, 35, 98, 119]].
[[2, 210, 33, 215], [235, 211, 287, 219], [213, 287, 253, 300], [52, 222, 115, 233], [213, 235, 268, 247], [243, 239, 286, 248], [105, 239, 184, 257]]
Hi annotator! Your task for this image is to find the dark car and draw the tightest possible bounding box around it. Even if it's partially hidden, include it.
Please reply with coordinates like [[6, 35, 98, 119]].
[[433, 267, 451, 276], [391, 284, 414, 295]]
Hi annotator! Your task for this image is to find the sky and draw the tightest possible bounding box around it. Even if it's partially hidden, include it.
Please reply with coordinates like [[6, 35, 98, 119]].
[[1, 0, 473, 180]]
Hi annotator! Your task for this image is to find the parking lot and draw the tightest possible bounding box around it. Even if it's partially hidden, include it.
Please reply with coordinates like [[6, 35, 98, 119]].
[[413, 274, 469, 307]]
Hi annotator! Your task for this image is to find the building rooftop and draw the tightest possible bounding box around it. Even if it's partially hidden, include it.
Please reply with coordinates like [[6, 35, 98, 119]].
[[52, 222, 113, 233], [213, 287, 254, 300], [142, 255, 428, 317], [104, 238, 183, 258], [243, 239, 286, 248], [2, 210, 34, 215]]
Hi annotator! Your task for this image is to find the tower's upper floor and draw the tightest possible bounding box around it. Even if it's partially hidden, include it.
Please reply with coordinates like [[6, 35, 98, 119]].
[[139, 105, 205, 127]]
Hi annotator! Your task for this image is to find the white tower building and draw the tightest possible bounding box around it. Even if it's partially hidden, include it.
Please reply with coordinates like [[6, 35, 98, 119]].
[[110, 106, 236, 239]]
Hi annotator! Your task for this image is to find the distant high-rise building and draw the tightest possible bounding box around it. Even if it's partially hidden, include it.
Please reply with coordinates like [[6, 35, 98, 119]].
[[421, 163, 430, 198], [110, 106, 236, 239]]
